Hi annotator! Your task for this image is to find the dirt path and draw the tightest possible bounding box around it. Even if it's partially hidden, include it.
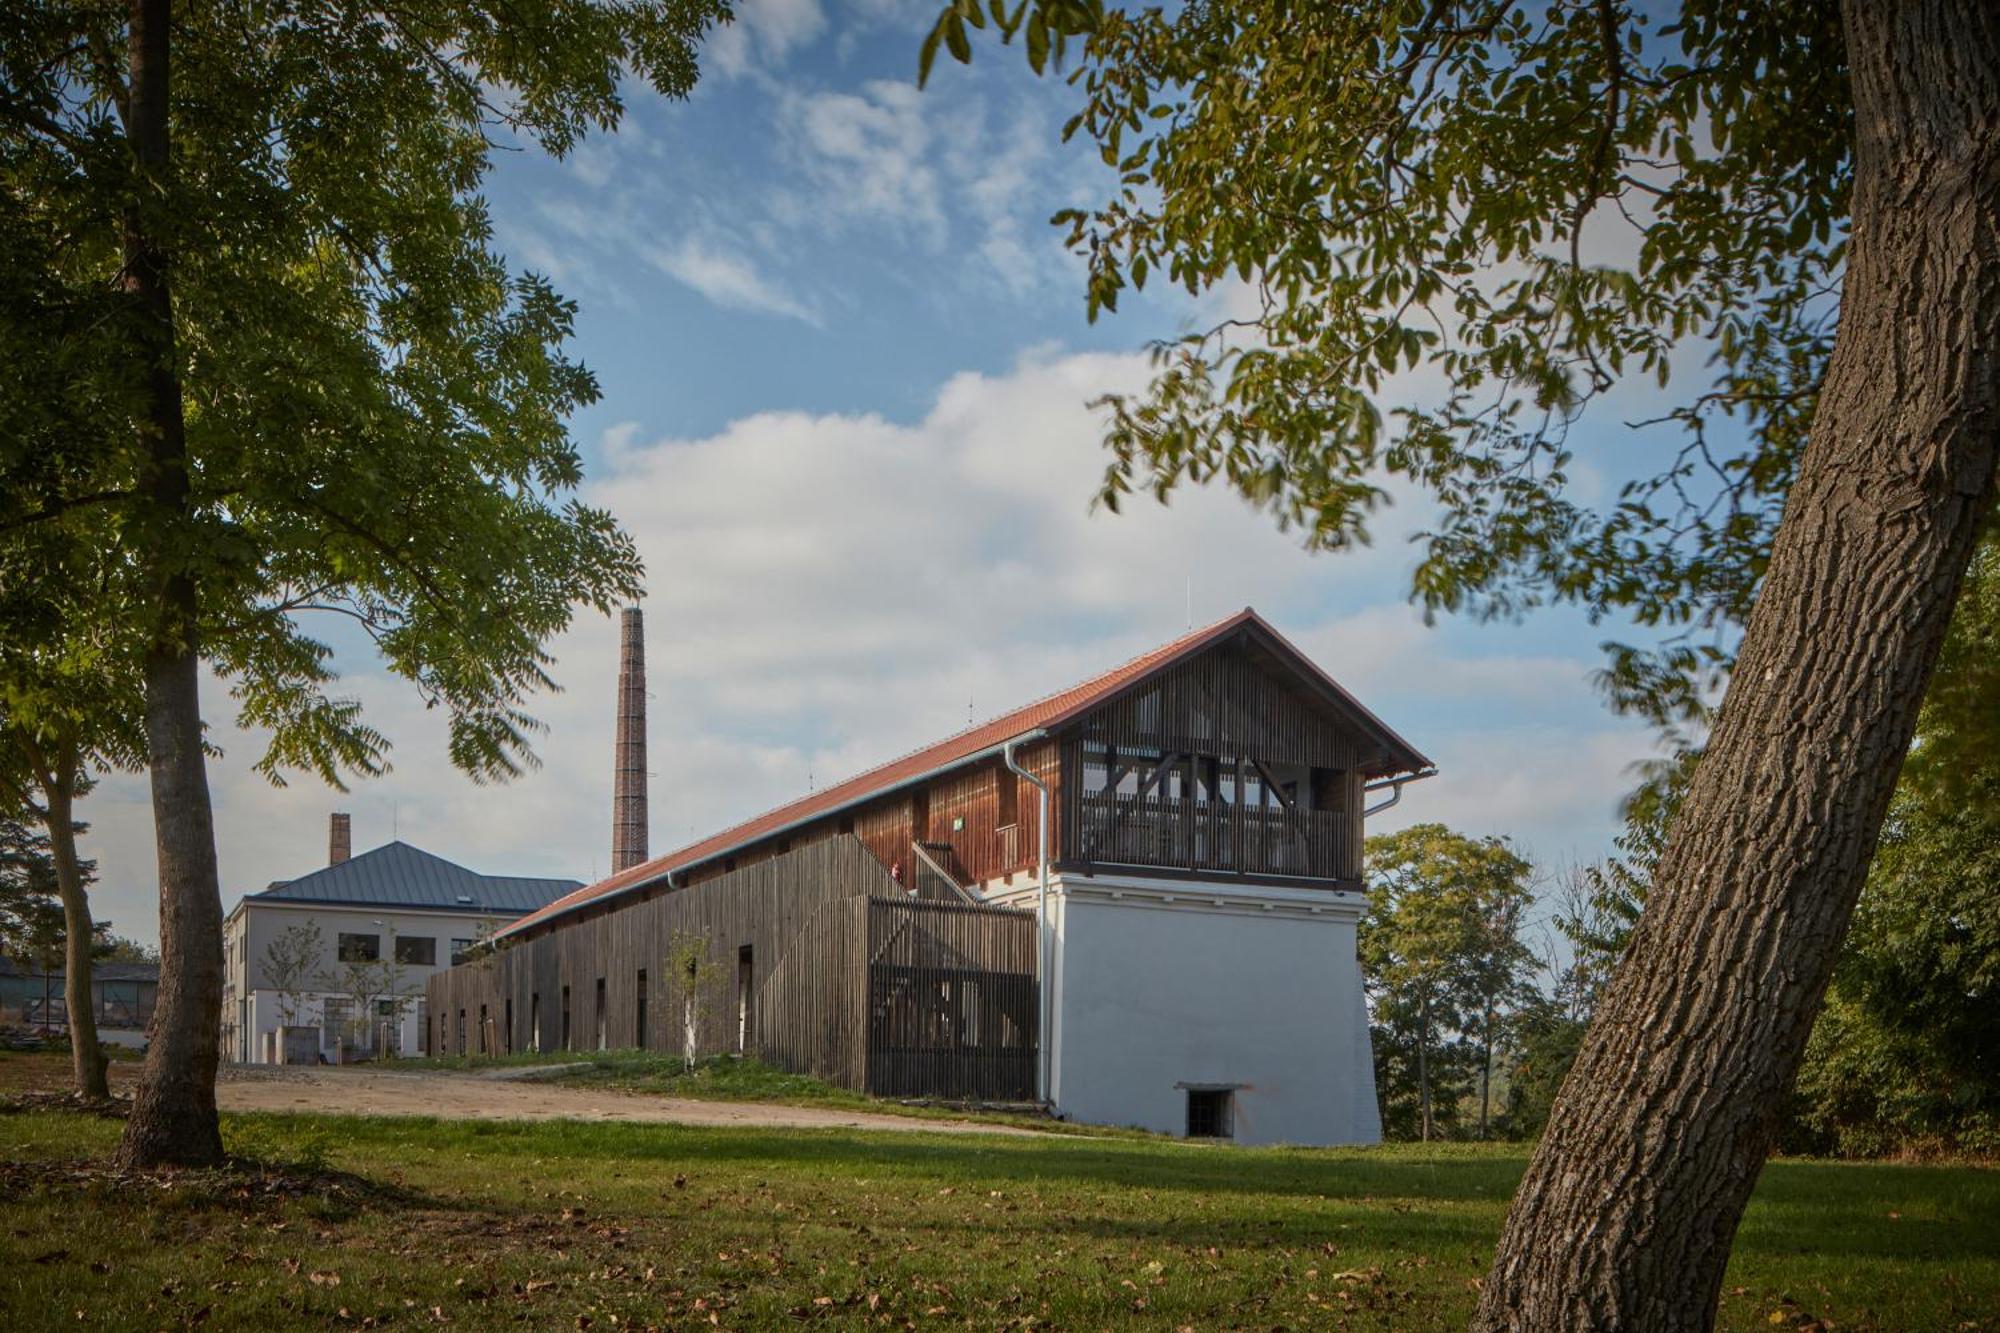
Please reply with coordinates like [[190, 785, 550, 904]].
[[215, 1065, 1045, 1137]]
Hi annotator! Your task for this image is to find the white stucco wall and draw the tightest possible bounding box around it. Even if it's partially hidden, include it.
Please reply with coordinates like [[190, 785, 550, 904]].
[[991, 872, 1379, 1147], [222, 900, 511, 1062]]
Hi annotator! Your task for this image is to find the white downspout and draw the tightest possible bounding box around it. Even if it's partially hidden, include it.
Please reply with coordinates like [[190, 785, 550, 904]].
[[1003, 733, 1052, 1107]]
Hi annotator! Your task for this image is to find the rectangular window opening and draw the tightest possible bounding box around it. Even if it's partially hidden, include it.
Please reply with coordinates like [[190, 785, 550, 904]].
[[636, 970, 649, 1050], [1186, 1089, 1234, 1140], [736, 945, 754, 1053], [560, 985, 572, 1050], [394, 936, 437, 966], [595, 977, 607, 1051], [337, 932, 380, 963]]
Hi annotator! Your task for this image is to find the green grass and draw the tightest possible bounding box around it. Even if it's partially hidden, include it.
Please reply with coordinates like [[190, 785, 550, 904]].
[[0, 1106, 1994, 1331]]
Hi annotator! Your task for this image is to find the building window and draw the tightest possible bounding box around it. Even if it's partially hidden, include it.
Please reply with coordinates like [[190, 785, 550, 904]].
[[337, 932, 380, 963], [561, 985, 571, 1049], [636, 970, 649, 1049], [395, 936, 437, 966], [449, 938, 475, 965], [736, 946, 754, 1053], [1186, 1088, 1234, 1140], [505, 997, 514, 1055], [595, 978, 608, 1051], [530, 993, 541, 1052]]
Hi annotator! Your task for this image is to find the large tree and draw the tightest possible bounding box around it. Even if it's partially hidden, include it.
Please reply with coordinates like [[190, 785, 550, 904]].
[[1, 0, 725, 1166], [928, 0, 1999, 1326]]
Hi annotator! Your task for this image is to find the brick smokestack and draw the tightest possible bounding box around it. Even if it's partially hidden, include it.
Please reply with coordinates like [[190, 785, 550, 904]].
[[611, 606, 649, 873], [329, 812, 352, 866]]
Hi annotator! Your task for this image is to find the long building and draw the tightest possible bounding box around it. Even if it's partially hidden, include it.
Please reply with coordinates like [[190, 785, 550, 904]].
[[428, 608, 1433, 1144]]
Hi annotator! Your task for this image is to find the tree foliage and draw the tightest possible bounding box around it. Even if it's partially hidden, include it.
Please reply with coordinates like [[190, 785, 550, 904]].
[[0, 791, 102, 964], [1361, 823, 1537, 1141], [0, 0, 729, 786], [928, 0, 1848, 735]]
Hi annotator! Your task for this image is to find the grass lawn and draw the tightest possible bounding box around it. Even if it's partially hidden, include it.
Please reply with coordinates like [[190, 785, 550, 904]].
[[1, 1069, 1994, 1330], [387, 1049, 1132, 1137]]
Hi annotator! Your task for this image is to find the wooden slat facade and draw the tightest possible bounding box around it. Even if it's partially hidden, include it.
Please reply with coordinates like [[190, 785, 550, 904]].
[[427, 837, 900, 1065], [425, 837, 1037, 1099]]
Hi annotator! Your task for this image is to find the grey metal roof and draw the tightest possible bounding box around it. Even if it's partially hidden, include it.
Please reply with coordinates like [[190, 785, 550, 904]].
[[253, 841, 581, 915]]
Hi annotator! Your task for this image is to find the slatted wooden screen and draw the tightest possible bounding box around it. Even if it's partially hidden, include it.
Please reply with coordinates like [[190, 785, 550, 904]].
[[863, 898, 1037, 1101]]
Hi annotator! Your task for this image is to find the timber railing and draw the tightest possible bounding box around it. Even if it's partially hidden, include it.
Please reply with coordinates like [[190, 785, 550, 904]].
[[1072, 792, 1352, 880]]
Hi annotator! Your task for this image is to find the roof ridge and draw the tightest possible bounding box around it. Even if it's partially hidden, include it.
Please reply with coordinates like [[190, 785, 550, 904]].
[[501, 609, 1269, 935], [627, 608, 1257, 871]]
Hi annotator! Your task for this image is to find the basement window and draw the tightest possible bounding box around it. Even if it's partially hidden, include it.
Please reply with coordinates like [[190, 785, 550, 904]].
[[1183, 1087, 1235, 1140]]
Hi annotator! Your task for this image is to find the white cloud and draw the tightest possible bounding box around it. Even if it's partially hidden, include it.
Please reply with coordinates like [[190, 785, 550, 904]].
[[707, 0, 829, 80], [644, 237, 820, 324], [78, 349, 1655, 949], [777, 79, 947, 245]]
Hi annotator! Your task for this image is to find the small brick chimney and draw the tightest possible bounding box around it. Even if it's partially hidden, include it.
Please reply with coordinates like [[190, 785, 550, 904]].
[[329, 812, 352, 866], [611, 607, 649, 873]]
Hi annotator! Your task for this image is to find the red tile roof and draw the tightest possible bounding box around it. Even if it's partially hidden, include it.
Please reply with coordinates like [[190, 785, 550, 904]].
[[497, 607, 1429, 940]]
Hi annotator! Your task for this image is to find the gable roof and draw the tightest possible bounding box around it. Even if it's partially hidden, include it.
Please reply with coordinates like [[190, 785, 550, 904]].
[[251, 841, 581, 915], [498, 608, 1430, 942]]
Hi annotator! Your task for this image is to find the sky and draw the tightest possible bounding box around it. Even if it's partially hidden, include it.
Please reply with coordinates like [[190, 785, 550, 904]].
[[81, 0, 1678, 949]]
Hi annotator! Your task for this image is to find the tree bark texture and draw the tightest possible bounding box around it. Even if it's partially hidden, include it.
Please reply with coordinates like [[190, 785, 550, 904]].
[[1472, 3, 1999, 1329], [113, 0, 226, 1170], [45, 778, 109, 1100]]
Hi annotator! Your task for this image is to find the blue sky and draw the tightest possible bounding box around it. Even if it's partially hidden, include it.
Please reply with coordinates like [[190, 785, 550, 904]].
[[84, 0, 1680, 948]]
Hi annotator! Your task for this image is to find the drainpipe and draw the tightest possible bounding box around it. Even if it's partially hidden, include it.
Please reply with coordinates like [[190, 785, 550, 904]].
[[1362, 768, 1438, 818], [1003, 733, 1052, 1107]]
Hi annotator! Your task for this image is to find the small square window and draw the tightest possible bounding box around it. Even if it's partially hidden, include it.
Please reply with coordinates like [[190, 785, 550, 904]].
[[1186, 1088, 1233, 1139], [395, 936, 436, 966]]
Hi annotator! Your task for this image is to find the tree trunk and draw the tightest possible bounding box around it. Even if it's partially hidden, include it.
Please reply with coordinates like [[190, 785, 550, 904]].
[[1417, 987, 1433, 1143], [1472, 3, 2000, 1329], [113, 0, 227, 1171], [45, 779, 109, 1100], [1478, 994, 1493, 1142]]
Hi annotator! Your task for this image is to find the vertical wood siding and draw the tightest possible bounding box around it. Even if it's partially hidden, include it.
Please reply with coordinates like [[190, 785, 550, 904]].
[[426, 837, 1038, 1098]]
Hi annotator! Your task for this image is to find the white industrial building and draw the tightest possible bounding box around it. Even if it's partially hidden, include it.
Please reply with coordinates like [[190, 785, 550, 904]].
[[221, 820, 577, 1063]]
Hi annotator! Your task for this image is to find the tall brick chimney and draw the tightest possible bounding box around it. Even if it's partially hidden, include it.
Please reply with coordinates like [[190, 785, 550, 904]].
[[611, 606, 648, 873], [329, 812, 352, 866]]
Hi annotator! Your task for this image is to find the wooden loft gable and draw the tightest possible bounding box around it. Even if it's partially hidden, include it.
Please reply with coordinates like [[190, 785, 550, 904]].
[[1052, 617, 1431, 884], [1053, 615, 1431, 779]]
